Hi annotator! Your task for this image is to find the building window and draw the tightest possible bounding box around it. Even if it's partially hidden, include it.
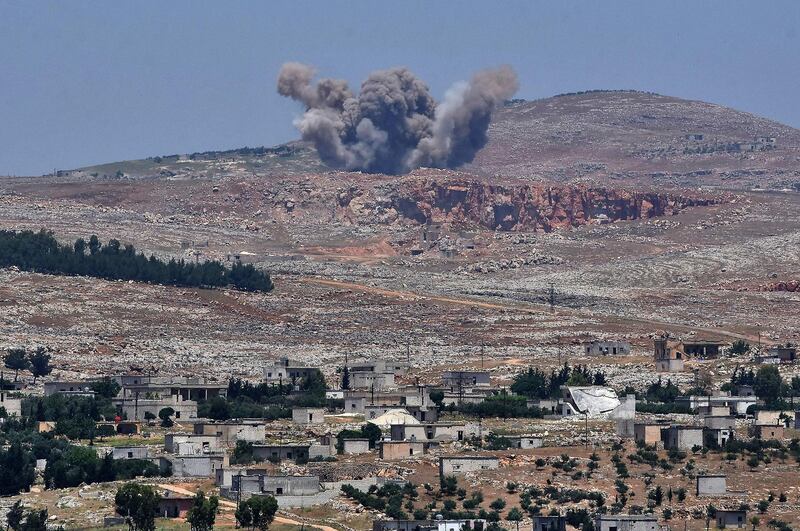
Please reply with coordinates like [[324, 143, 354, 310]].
[[276, 487, 283, 494]]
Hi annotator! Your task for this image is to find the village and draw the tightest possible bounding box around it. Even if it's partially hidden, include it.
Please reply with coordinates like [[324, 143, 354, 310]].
[[3, 335, 800, 530]]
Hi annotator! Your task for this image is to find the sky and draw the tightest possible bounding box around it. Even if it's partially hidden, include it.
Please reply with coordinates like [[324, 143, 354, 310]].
[[2, 1, 800, 176]]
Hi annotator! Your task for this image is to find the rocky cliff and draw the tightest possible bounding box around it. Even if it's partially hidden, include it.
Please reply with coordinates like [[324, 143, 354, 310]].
[[336, 175, 719, 231]]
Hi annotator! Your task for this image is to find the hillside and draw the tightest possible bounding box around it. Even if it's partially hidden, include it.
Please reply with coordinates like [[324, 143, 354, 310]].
[[472, 90, 800, 187], [63, 90, 800, 190]]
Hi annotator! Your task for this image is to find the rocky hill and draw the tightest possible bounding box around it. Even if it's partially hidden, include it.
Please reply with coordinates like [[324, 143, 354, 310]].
[[472, 90, 800, 188], [63, 90, 800, 190]]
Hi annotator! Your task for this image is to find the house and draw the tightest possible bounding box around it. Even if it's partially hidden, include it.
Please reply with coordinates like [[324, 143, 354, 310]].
[[158, 492, 194, 518], [696, 474, 727, 496], [115, 375, 227, 401], [754, 424, 784, 440], [379, 441, 425, 460], [374, 519, 486, 531], [678, 393, 758, 417], [662, 425, 704, 451], [193, 420, 266, 444], [263, 357, 316, 384], [527, 398, 560, 415], [633, 423, 665, 447], [43, 381, 97, 397], [533, 516, 566, 531], [438, 456, 499, 478], [389, 422, 480, 443], [505, 435, 543, 449], [716, 509, 747, 529], [164, 433, 223, 455], [115, 394, 197, 422], [230, 474, 321, 498], [765, 346, 796, 363], [348, 360, 405, 390], [654, 336, 684, 372], [292, 407, 325, 425], [344, 386, 432, 413], [251, 444, 311, 463], [584, 340, 631, 356], [560, 386, 628, 417], [364, 404, 439, 424], [441, 371, 491, 391], [0, 392, 22, 417], [753, 410, 786, 427], [342, 438, 371, 455], [110, 446, 151, 460], [705, 426, 735, 448], [595, 514, 658, 531], [164, 453, 228, 477]]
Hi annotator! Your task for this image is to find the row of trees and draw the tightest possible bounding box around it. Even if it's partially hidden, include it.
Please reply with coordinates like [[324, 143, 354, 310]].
[[113, 484, 277, 531], [3, 347, 52, 383], [0, 229, 273, 292], [511, 363, 607, 399]]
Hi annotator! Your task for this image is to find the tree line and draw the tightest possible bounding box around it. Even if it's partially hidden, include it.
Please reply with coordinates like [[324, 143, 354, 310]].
[[0, 229, 273, 292], [511, 363, 607, 400]]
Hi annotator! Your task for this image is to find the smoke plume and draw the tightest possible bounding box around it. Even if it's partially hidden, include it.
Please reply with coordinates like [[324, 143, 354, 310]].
[[277, 63, 518, 174]]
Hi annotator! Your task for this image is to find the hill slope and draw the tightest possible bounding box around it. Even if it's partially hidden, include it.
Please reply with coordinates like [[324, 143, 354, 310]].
[[67, 90, 800, 189], [471, 90, 800, 187]]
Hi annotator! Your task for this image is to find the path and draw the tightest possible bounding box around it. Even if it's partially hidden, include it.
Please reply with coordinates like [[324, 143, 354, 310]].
[[157, 484, 339, 531]]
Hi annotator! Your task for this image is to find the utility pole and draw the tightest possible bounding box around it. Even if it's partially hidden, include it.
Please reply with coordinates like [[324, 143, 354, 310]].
[[584, 412, 589, 448], [480, 345, 485, 369], [548, 283, 556, 313]]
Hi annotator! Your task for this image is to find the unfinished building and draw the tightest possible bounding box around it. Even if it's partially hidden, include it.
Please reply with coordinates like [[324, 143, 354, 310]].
[[584, 340, 631, 356], [438, 456, 499, 478]]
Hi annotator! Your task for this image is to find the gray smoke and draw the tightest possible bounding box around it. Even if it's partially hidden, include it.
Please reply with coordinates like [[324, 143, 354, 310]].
[[277, 63, 518, 174]]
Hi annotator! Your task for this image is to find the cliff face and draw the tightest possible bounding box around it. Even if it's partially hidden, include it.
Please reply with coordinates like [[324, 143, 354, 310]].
[[337, 177, 718, 231]]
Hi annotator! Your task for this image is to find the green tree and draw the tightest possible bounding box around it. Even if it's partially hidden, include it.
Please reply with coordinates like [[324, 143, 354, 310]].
[[158, 407, 175, 428], [90, 377, 121, 399], [236, 496, 278, 531], [187, 491, 219, 531], [507, 507, 523, 531], [729, 340, 751, 356], [6, 501, 24, 531], [207, 397, 230, 420], [754, 366, 784, 406], [4, 348, 29, 382], [115, 482, 161, 531], [0, 442, 36, 495], [28, 347, 52, 383], [341, 366, 350, 390]]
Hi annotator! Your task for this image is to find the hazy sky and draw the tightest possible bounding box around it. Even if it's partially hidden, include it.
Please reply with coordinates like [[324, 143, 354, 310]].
[[2, 1, 799, 176]]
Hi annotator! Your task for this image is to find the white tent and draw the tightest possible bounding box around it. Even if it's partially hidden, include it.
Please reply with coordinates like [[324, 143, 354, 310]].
[[367, 408, 421, 427], [566, 386, 621, 416]]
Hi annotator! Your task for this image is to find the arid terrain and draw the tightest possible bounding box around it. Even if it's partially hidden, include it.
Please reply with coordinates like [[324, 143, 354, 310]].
[[2, 90, 800, 529]]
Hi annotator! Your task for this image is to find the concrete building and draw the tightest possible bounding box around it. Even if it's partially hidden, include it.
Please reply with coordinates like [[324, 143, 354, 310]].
[[663, 425, 704, 451], [595, 515, 658, 531], [441, 371, 491, 391], [164, 433, 222, 455], [505, 435, 543, 449], [111, 446, 151, 460], [765, 345, 796, 363], [654, 336, 684, 372], [754, 424, 784, 440], [0, 392, 22, 417], [379, 441, 425, 460], [115, 394, 197, 422], [251, 444, 311, 463], [696, 474, 727, 496], [438, 456, 499, 478], [193, 420, 266, 444], [348, 360, 400, 390], [342, 438, 371, 455], [374, 520, 486, 531], [292, 407, 325, 425], [115, 375, 227, 401], [584, 340, 631, 356], [43, 381, 97, 397], [263, 357, 316, 384], [164, 453, 228, 478], [705, 426, 735, 448], [157, 492, 195, 519], [715, 510, 746, 529], [231, 474, 320, 497], [634, 423, 665, 446], [533, 516, 566, 531], [364, 404, 439, 423], [389, 422, 480, 443], [678, 393, 758, 417]]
